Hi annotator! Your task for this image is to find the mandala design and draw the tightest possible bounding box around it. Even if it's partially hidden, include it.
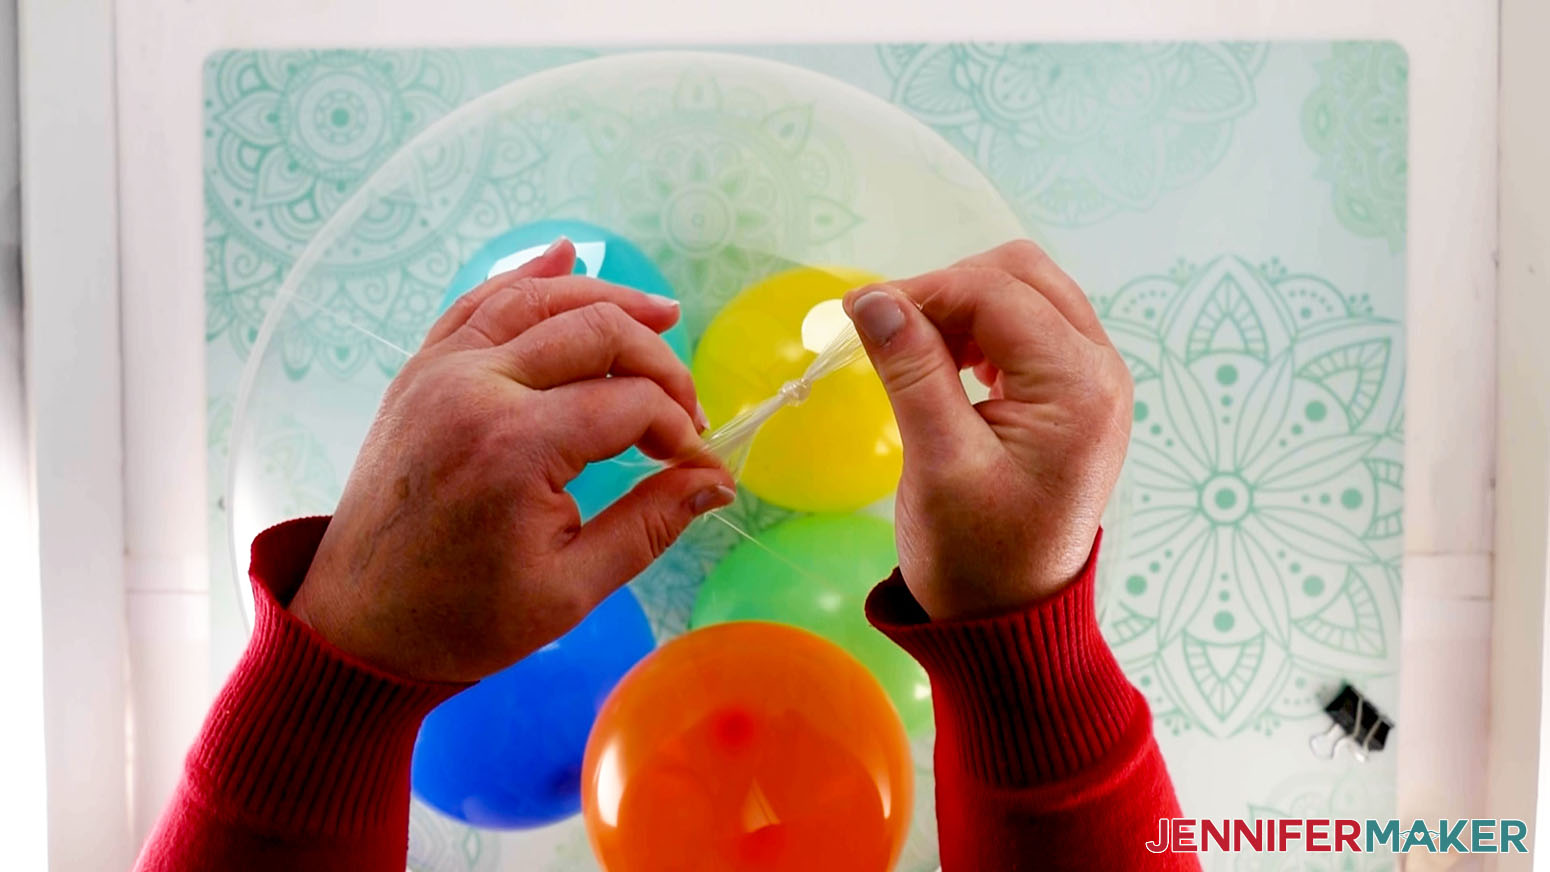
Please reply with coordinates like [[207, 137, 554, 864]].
[[236, 405, 342, 526], [1097, 256, 1402, 738], [408, 799, 501, 872], [1233, 765, 1395, 870], [207, 56, 857, 376], [206, 50, 474, 267], [203, 47, 1408, 871], [529, 68, 861, 337], [881, 43, 1267, 227], [205, 49, 595, 373], [1302, 43, 1408, 251], [540, 827, 600, 872]]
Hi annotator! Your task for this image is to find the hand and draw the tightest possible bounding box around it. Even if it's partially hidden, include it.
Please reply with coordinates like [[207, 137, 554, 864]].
[[843, 240, 1132, 621], [289, 239, 735, 683]]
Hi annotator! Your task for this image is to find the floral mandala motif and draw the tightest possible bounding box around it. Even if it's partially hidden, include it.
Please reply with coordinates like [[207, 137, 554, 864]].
[[1097, 256, 1402, 739], [1234, 766, 1394, 870], [248, 409, 342, 523], [408, 799, 500, 872], [206, 50, 473, 268], [1302, 43, 1408, 252], [881, 42, 1267, 227], [205, 49, 595, 375], [536, 68, 861, 337]]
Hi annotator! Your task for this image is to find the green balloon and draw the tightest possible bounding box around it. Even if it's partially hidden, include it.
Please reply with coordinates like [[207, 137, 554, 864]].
[[690, 513, 932, 735]]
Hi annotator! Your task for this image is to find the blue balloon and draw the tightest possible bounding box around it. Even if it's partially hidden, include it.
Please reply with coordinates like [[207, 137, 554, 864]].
[[439, 219, 688, 520], [411, 587, 656, 829]]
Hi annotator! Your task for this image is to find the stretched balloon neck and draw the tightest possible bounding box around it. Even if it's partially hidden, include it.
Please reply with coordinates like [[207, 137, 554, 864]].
[[777, 378, 812, 405], [689, 319, 868, 477]]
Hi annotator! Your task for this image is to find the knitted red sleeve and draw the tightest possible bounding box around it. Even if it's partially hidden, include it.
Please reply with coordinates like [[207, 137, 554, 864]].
[[137, 522, 1196, 871], [133, 518, 465, 872], [867, 532, 1200, 871]]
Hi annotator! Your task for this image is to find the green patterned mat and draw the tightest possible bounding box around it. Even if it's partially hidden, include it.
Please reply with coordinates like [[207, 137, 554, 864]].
[[205, 43, 1405, 872]]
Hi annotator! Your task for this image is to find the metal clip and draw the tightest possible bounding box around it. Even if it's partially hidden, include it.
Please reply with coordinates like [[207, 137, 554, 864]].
[[1309, 684, 1392, 763]]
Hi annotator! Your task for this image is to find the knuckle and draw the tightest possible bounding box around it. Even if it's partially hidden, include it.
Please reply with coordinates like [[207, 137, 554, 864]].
[[507, 277, 551, 323], [442, 292, 480, 325], [1002, 238, 1047, 264], [637, 510, 680, 559], [971, 265, 1035, 302], [578, 301, 625, 341], [880, 349, 943, 396], [670, 371, 697, 404], [1078, 355, 1134, 434], [1098, 355, 1134, 407], [383, 356, 425, 399], [610, 374, 657, 406], [1000, 238, 1052, 272]]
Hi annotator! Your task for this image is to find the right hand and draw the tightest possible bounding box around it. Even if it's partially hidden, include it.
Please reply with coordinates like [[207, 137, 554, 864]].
[[288, 239, 735, 684], [844, 240, 1133, 622]]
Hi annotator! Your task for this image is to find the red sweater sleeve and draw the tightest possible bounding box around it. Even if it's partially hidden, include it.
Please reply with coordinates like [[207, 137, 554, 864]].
[[134, 518, 466, 872], [867, 532, 1199, 872]]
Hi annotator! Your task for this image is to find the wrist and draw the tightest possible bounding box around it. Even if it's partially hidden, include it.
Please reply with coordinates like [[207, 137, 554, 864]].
[[193, 518, 466, 836], [869, 529, 1147, 787], [912, 527, 1097, 622]]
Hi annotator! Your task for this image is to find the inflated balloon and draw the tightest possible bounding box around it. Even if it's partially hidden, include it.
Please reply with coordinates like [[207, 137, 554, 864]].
[[439, 219, 686, 519], [582, 622, 912, 872], [412, 588, 656, 829], [690, 514, 930, 734], [692, 266, 902, 513], [228, 52, 1024, 632]]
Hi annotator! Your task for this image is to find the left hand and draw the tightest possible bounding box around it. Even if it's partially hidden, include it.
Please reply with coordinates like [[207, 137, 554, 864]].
[[289, 239, 734, 684]]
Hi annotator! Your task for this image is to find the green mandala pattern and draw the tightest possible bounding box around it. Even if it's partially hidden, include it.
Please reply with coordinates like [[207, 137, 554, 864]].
[[1235, 765, 1394, 870], [204, 48, 594, 371], [1302, 43, 1408, 252], [207, 56, 858, 377], [1097, 256, 1402, 739], [203, 45, 1406, 869], [409, 799, 501, 872], [880, 42, 1267, 227], [529, 68, 861, 336]]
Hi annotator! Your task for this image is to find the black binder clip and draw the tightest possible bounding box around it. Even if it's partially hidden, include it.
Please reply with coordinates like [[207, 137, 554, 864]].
[[1308, 684, 1392, 763]]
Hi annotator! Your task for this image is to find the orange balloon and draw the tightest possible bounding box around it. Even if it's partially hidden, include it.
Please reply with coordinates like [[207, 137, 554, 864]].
[[582, 622, 913, 872]]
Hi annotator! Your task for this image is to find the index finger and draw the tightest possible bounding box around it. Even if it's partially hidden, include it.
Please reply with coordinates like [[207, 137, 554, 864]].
[[891, 266, 1094, 402], [421, 237, 577, 349], [952, 239, 1111, 347], [427, 274, 682, 357]]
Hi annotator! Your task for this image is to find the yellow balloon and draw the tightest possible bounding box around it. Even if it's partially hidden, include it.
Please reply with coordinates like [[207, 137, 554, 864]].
[[693, 266, 902, 512]]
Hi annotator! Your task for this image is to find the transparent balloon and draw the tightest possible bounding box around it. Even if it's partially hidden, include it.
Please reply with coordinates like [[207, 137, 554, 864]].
[[226, 50, 1136, 871]]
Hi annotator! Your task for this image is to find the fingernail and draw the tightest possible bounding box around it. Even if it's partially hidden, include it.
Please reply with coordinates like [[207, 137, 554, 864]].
[[647, 293, 680, 310], [851, 290, 905, 345], [694, 401, 710, 432], [690, 484, 737, 515], [543, 235, 569, 257]]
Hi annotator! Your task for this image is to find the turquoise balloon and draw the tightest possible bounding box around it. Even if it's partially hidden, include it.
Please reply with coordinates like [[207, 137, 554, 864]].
[[439, 220, 687, 520]]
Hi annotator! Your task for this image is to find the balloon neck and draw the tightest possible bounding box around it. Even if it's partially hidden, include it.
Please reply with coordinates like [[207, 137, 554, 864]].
[[777, 378, 812, 405]]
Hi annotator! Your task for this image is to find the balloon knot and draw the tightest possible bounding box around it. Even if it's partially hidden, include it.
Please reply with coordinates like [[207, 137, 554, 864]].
[[778, 378, 811, 405]]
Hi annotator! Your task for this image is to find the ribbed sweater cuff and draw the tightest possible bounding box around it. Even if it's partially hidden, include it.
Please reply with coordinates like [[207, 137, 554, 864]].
[[866, 530, 1143, 788], [185, 517, 466, 838]]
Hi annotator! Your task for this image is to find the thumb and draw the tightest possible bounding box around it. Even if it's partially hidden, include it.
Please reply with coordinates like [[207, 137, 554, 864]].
[[844, 284, 976, 448], [564, 465, 736, 596]]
